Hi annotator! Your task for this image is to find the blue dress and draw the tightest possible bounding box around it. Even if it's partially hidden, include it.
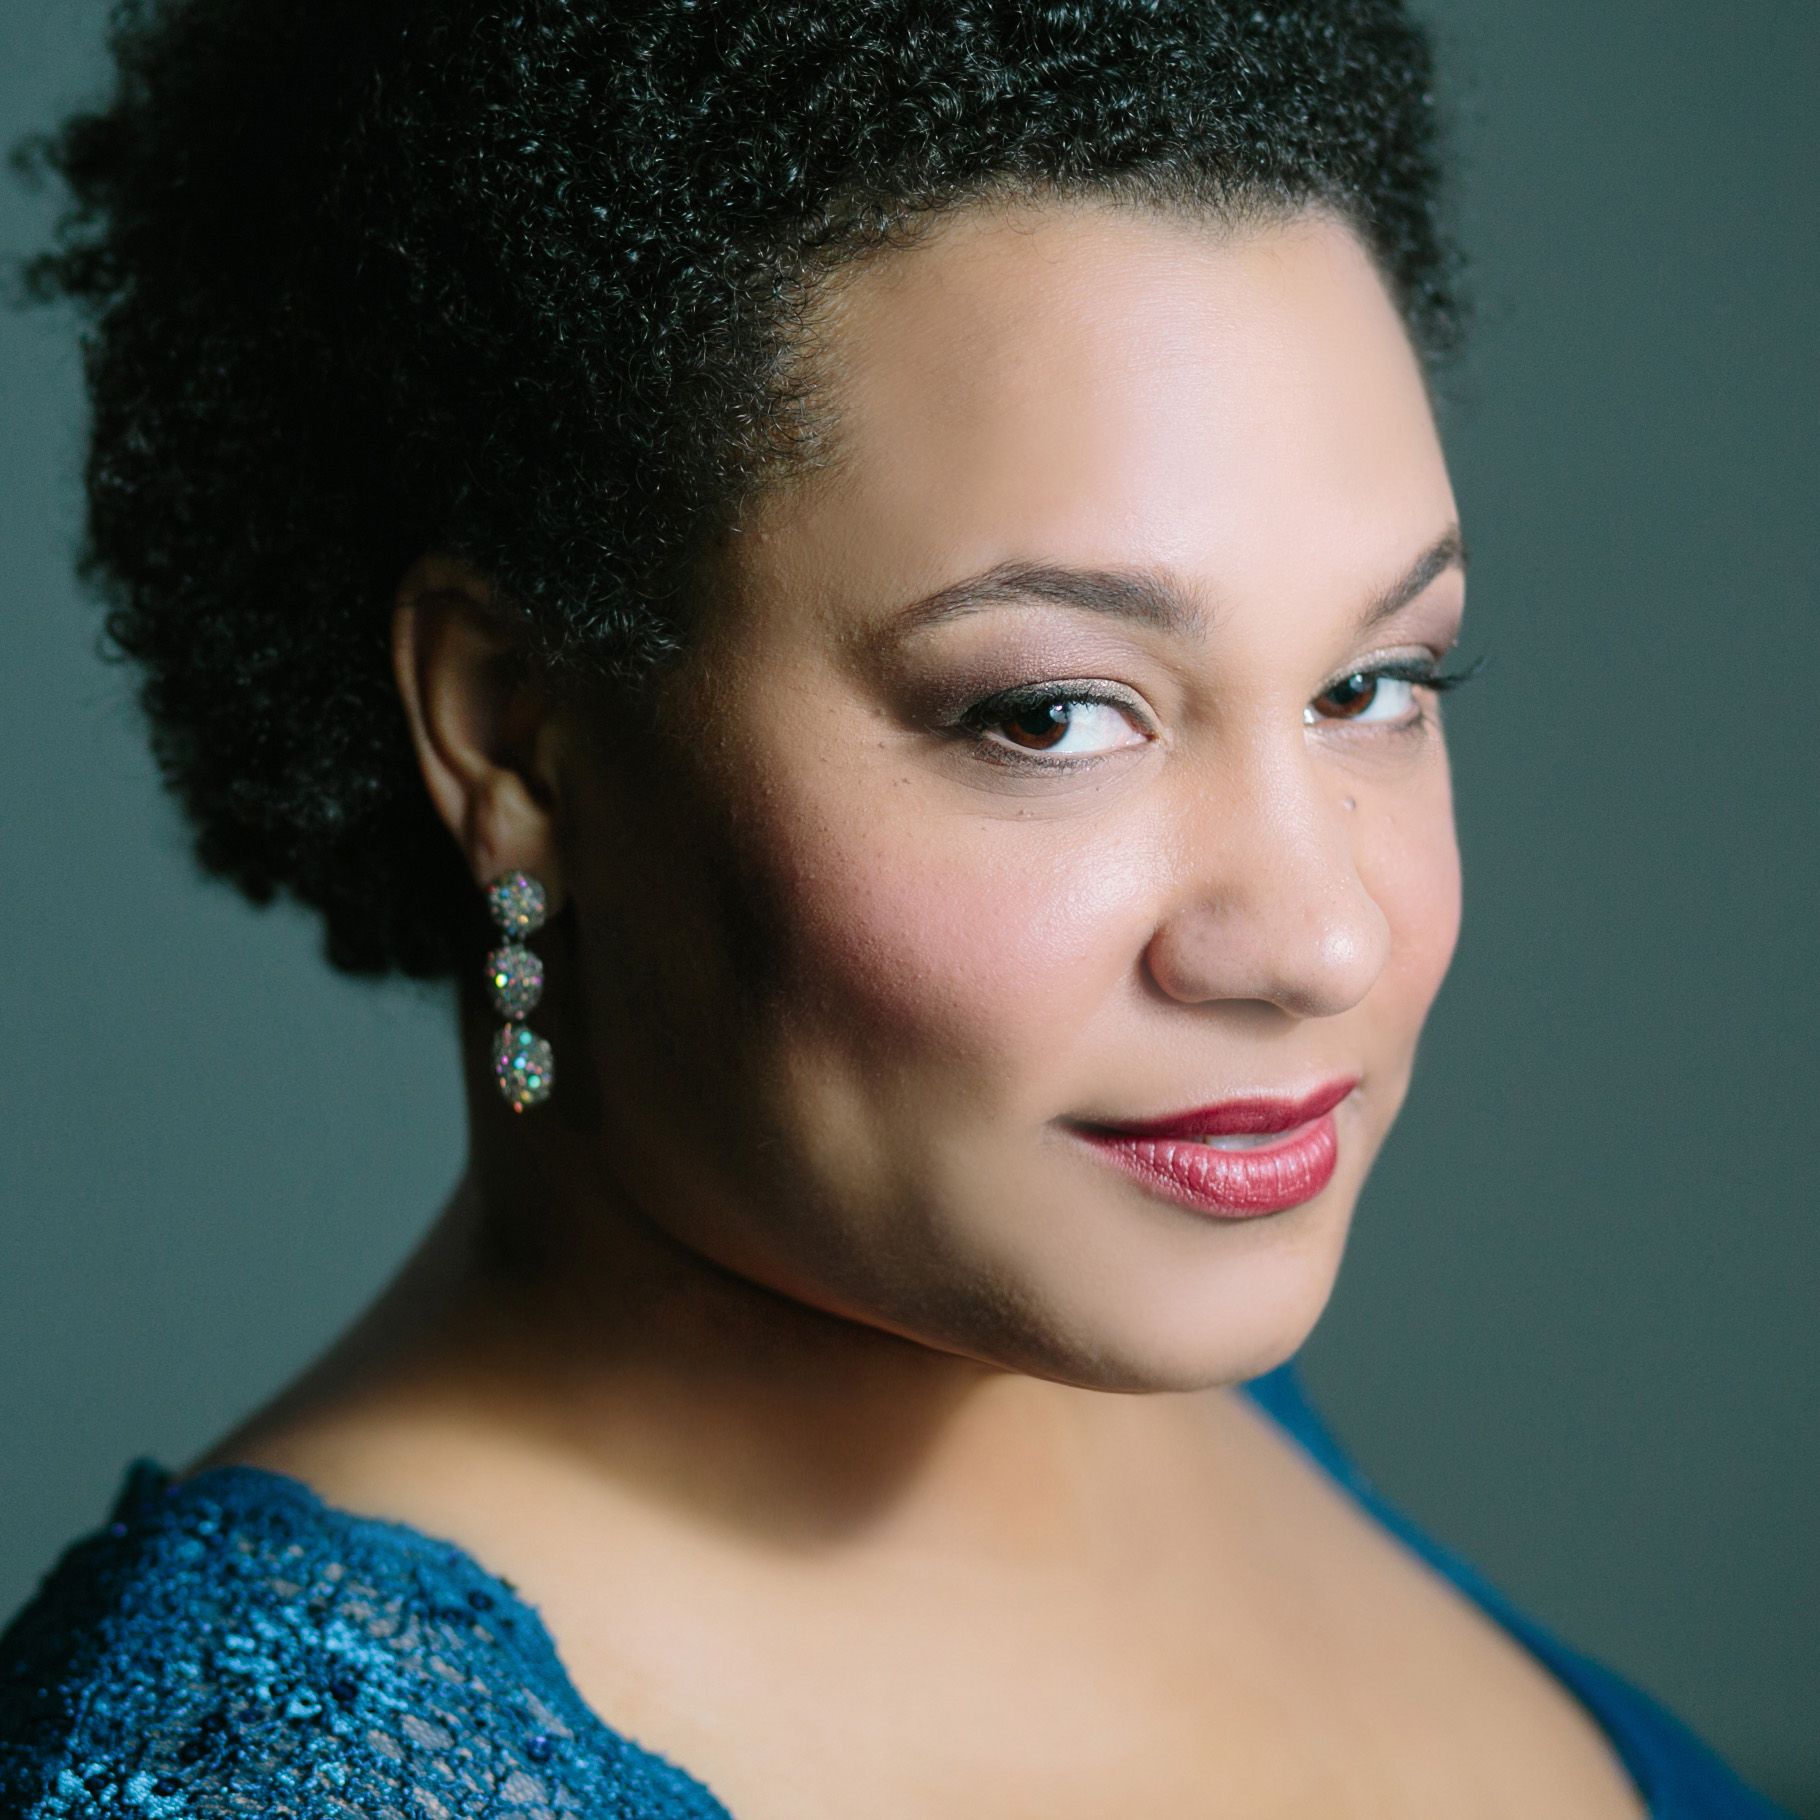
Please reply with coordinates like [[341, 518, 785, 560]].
[[0, 1366, 1785, 1819]]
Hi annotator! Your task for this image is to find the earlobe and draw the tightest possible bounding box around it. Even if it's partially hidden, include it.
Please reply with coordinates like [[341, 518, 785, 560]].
[[392, 556, 567, 907]]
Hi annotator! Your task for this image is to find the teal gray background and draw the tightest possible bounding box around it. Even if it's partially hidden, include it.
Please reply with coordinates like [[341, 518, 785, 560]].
[[1, 0, 1814, 1805]]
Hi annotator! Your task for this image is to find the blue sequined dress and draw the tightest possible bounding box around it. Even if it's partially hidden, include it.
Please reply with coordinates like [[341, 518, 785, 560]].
[[0, 1367, 1786, 1819]]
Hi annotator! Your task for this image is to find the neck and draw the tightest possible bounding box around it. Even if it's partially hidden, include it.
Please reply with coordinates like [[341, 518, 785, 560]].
[[214, 1061, 1226, 1562]]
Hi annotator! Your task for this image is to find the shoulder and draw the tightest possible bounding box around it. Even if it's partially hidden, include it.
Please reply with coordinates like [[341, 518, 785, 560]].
[[0, 1463, 728, 1819]]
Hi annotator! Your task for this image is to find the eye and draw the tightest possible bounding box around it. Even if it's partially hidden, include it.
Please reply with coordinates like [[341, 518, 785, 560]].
[[976, 693, 1149, 758], [1306, 671, 1418, 725]]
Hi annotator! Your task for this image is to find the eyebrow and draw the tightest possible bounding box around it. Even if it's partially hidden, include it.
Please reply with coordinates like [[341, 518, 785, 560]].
[[1360, 527, 1466, 631], [888, 526, 1464, 641], [890, 562, 1206, 638]]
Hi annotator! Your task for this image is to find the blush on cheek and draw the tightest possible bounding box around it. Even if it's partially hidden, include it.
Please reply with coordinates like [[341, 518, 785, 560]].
[[748, 799, 1162, 1081]]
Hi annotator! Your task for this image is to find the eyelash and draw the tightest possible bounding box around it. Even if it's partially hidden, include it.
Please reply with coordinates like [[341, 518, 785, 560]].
[[1309, 652, 1485, 731], [1349, 653, 1485, 695]]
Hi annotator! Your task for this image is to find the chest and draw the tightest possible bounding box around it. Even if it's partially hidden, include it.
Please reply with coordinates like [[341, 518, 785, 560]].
[[547, 1520, 1646, 1820]]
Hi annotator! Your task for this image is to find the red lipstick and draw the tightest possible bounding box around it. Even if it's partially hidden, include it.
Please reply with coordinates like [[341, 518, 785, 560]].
[[1070, 1077, 1357, 1219]]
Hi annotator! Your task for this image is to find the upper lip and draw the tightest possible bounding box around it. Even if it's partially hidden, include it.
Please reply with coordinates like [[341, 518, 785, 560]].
[[1075, 1076, 1359, 1141]]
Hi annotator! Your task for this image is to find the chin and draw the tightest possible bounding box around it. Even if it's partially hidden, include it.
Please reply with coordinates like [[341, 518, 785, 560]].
[[873, 1187, 1358, 1396], [1047, 1261, 1345, 1394]]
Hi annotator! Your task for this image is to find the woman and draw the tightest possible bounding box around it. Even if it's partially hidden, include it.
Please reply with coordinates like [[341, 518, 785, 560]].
[[0, 0, 1784, 1814]]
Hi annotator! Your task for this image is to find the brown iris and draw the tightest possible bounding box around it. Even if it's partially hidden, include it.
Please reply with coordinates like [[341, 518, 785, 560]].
[[1311, 673, 1380, 719], [999, 702, 1072, 749]]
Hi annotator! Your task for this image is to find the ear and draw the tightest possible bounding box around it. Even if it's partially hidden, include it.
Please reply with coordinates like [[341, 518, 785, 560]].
[[393, 555, 567, 905]]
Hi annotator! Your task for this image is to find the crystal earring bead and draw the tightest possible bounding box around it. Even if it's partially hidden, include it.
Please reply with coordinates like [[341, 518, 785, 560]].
[[484, 870, 554, 1111], [486, 943, 544, 1020]]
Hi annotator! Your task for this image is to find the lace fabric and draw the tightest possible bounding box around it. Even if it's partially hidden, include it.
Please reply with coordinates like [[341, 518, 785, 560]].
[[0, 1463, 729, 1819]]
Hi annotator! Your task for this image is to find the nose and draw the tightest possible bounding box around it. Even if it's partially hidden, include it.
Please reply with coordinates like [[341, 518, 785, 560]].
[[1143, 749, 1390, 1020]]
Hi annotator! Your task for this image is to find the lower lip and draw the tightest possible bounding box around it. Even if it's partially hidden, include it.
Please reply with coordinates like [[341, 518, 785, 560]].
[[1073, 1115, 1340, 1218]]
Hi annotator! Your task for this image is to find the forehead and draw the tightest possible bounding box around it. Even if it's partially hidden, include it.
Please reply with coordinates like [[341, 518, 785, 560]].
[[750, 204, 1452, 617]]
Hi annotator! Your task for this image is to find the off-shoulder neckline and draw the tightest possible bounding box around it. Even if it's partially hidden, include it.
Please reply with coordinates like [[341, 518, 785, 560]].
[[129, 1368, 1686, 1820]]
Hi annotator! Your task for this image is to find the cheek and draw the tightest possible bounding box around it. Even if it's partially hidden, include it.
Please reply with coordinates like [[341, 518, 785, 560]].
[[735, 779, 1159, 1093]]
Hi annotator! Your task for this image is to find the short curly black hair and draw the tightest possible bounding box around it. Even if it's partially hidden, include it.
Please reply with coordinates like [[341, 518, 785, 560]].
[[22, 0, 1459, 976]]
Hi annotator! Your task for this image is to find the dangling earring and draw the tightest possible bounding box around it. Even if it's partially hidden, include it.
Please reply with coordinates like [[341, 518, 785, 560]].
[[484, 871, 554, 1112]]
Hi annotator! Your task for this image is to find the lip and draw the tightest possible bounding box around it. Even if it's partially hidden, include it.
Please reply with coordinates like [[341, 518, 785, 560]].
[[1068, 1076, 1358, 1219]]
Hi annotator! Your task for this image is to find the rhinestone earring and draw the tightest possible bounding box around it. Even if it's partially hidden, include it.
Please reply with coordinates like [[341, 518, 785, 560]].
[[484, 871, 554, 1112]]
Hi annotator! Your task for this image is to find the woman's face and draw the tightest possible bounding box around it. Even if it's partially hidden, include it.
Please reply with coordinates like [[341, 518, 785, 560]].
[[556, 204, 1463, 1389]]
